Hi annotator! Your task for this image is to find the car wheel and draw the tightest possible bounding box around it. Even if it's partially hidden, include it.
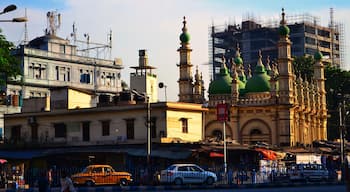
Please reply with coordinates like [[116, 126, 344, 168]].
[[120, 178, 128, 186], [174, 178, 183, 185], [206, 177, 214, 185], [85, 180, 95, 186]]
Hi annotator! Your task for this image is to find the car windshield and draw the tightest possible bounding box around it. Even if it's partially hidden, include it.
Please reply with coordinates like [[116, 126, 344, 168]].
[[166, 165, 177, 170], [81, 167, 92, 173]]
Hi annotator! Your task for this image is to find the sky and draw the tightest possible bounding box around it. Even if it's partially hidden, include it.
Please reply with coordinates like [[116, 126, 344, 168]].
[[1, 0, 350, 101]]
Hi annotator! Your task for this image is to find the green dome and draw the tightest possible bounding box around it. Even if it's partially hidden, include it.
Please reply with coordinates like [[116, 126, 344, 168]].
[[245, 63, 271, 93], [279, 25, 290, 36], [314, 51, 323, 61], [208, 67, 232, 94], [234, 57, 243, 65], [180, 32, 190, 43]]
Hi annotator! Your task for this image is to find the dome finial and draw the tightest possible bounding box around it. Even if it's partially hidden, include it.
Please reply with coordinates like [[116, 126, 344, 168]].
[[182, 16, 187, 32], [257, 50, 263, 67], [234, 43, 243, 65], [281, 8, 286, 25]]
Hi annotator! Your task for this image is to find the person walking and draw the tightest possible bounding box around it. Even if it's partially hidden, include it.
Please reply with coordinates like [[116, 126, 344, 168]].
[[60, 171, 75, 192], [37, 171, 49, 192]]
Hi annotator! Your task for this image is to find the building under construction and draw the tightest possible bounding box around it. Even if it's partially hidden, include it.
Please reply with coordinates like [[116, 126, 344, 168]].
[[209, 10, 345, 80]]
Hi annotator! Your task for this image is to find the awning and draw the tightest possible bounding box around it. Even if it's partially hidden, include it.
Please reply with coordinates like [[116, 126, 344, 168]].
[[209, 152, 224, 158], [255, 148, 277, 160], [0, 150, 45, 160], [126, 148, 192, 160]]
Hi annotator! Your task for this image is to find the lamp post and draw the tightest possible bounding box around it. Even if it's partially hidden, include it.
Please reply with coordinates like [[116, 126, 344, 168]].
[[217, 100, 228, 180], [0, 17, 27, 22], [0, 4, 27, 23], [131, 90, 151, 164], [0, 4, 17, 15], [338, 93, 348, 182]]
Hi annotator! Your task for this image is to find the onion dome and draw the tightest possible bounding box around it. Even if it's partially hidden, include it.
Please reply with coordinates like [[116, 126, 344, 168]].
[[314, 51, 323, 61], [279, 8, 290, 36], [179, 16, 190, 43], [245, 51, 271, 93], [208, 57, 232, 94], [234, 44, 243, 65]]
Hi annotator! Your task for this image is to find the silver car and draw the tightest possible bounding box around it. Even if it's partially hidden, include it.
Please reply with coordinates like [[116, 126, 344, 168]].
[[159, 164, 217, 185]]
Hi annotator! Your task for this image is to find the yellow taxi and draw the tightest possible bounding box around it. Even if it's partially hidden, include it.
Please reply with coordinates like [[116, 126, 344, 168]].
[[71, 164, 132, 186]]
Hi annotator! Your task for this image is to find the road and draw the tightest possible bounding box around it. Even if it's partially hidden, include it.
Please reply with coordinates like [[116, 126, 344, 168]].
[[160, 184, 346, 192]]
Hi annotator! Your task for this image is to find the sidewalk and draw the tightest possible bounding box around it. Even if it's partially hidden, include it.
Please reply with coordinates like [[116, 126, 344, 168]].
[[0, 181, 344, 192]]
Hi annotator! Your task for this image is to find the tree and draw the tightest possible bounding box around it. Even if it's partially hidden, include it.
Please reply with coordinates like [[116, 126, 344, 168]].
[[292, 55, 314, 80], [0, 28, 21, 86], [324, 65, 350, 140]]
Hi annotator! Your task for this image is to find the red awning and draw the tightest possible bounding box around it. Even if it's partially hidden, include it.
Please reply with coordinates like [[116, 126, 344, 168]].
[[210, 152, 224, 158]]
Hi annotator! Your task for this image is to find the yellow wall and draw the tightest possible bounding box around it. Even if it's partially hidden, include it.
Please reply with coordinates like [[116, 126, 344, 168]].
[[166, 110, 202, 142], [68, 89, 93, 109]]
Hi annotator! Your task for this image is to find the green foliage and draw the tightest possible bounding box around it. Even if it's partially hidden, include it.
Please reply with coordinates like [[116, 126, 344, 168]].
[[292, 55, 314, 80], [0, 29, 21, 85], [324, 64, 350, 140]]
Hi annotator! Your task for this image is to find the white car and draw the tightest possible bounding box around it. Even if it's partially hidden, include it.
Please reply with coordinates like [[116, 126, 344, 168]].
[[159, 164, 217, 185], [288, 163, 329, 181]]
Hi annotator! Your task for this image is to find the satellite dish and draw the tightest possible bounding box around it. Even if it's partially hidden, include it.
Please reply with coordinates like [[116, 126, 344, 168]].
[[158, 82, 164, 88]]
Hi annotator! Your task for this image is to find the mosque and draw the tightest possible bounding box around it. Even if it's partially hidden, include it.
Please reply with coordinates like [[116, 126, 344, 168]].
[[177, 9, 327, 147]]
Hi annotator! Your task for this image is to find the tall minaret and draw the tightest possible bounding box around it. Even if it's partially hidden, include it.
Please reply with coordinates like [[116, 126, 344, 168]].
[[277, 8, 294, 105], [313, 46, 327, 140], [177, 16, 194, 103]]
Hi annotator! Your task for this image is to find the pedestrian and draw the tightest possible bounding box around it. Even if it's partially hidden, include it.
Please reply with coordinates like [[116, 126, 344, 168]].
[[251, 169, 256, 184], [60, 171, 75, 192], [37, 171, 49, 192]]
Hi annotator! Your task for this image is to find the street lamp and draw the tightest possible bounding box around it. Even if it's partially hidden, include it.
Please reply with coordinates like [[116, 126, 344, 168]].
[[131, 89, 151, 164], [158, 82, 167, 101], [0, 17, 27, 23], [338, 93, 348, 182], [0, 4, 17, 15], [0, 4, 27, 23]]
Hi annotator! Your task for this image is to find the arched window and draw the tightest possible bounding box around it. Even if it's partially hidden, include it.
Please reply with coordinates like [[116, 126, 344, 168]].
[[212, 130, 222, 141], [250, 129, 262, 136]]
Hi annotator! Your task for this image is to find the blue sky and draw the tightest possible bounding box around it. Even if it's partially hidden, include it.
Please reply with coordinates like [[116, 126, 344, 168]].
[[1, 0, 350, 101]]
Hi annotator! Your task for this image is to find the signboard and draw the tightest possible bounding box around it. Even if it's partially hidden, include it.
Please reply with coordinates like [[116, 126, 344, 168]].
[[217, 103, 228, 121]]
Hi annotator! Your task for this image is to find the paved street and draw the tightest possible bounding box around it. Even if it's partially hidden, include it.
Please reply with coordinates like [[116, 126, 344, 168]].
[[0, 183, 344, 192]]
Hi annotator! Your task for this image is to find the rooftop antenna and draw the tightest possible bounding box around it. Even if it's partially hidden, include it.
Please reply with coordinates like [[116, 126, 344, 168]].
[[24, 8, 28, 45], [84, 33, 90, 57], [108, 29, 112, 59], [45, 11, 61, 36], [70, 22, 77, 45]]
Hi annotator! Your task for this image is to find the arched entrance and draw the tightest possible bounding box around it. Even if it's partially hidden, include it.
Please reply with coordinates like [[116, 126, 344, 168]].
[[240, 119, 271, 145]]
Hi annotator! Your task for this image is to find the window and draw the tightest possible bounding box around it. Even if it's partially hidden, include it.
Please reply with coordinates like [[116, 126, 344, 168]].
[[80, 69, 92, 84], [54, 123, 66, 138], [180, 118, 188, 133], [125, 119, 134, 139], [56, 66, 70, 81], [60, 45, 65, 53], [151, 117, 157, 138], [11, 125, 21, 143], [101, 120, 110, 136], [82, 122, 90, 142]]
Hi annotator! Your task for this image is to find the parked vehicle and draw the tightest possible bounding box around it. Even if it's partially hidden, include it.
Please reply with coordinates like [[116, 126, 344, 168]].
[[288, 163, 329, 181], [71, 164, 132, 186], [159, 164, 217, 185]]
